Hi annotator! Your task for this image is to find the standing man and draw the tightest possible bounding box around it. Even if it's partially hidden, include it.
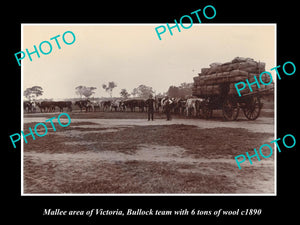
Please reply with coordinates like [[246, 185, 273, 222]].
[[145, 94, 155, 121]]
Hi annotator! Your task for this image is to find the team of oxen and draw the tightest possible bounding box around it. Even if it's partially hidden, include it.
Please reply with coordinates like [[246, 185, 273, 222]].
[[24, 97, 204, 117]]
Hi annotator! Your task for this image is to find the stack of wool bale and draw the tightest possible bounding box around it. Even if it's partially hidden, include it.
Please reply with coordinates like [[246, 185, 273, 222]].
[[192, 57, 273, 97]]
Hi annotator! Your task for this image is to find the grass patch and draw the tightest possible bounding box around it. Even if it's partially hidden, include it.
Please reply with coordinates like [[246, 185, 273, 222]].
[[24, 122, 274, 159]]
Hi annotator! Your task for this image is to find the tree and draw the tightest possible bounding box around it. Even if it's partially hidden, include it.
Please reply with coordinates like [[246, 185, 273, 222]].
[[155, 92, 165, 98], [24, 88, 32, 100], [166, 82, 193, 98], [82, 87, 97, 98], [75, 86, 97, 98], [131, 84, 154, 99], [102, 81, 117, 97], [179, 82, 192, 89], [167, 86, 180, 98], [24, 86, 43, 100], [120, 88, 130, 99], [75, 85, 85, 98], [178, 82, 193, 97]]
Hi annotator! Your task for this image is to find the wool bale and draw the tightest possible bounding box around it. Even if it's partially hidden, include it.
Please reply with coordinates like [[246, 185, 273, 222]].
[[231, 57, 254, 63], [193, 76, 200, 82], [194, 57, 268, 97], [209, 62, 222, 67], [229, 69, 249, 77], [201, 68, 210, 75]]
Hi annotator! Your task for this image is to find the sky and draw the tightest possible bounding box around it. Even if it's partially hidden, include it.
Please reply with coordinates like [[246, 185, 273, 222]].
[[22, 24, 275, 100]]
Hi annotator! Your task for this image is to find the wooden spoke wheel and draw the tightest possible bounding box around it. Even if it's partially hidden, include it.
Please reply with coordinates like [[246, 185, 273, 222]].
[[243, 96, 262, 120], [222, 97, 240, 121]]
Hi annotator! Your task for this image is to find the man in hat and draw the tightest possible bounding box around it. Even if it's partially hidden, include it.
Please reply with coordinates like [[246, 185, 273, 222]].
[[145, 94, 155, 121]]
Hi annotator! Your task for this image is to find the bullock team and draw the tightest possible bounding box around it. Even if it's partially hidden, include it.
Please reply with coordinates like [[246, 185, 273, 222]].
[[24, 97, 206, 118], [23, 101, 72, 113]]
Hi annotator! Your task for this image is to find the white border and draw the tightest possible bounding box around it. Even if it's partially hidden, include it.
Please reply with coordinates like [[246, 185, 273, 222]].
[[21, 23, 277, 196], [21, 24, 24, 195], [274, 23, 277, 196]]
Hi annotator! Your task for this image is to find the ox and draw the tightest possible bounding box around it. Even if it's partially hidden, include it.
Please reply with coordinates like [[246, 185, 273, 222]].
[[136, 99, 146, 112], [110, 99, 124, 111], [53, 101, 72, 112], [24, 101, 35, 113], [90, 100, 100, 112], [123, 99, 145, 112], [186, 98, 204, 117], [75, 100, 91, 112], [172, 98, 186, 115], [154, 97, 163, 112], [36, 101, 55, 113], [99, 100, 111, 111], [161, 97, 176, 112], [123, 99, 135, 112]]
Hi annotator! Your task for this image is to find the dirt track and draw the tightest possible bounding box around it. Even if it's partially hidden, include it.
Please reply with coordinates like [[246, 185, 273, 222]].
[[23, 112, 275, 194], [24, 115, 274, 133]]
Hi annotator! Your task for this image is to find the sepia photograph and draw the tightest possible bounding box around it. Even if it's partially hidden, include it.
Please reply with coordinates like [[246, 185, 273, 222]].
[[21, 24, 276, 195]]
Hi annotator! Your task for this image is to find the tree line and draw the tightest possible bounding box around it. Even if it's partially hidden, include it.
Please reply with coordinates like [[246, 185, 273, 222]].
[[75, 82, 156, 99], [24, 82, 193, 100]]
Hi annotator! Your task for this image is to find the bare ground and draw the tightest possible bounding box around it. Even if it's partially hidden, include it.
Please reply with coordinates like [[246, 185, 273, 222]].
[[23, 111, 275, 194]]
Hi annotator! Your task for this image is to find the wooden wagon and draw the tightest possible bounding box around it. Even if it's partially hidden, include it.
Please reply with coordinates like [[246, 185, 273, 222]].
[[192, 58, 275, 121], [192, 82, 273, 121]]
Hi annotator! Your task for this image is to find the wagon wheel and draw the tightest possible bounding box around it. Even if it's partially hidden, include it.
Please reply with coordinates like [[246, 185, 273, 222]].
[[243, 96, 262, 120], [201, 102, 213, 119], [222, 96, 239, 121]]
